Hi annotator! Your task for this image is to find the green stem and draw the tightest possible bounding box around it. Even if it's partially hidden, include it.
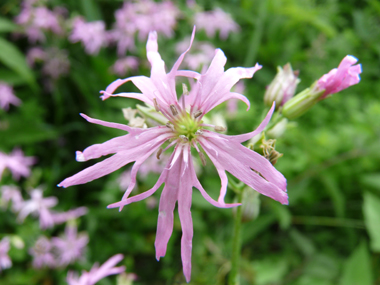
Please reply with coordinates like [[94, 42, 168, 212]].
[[244, 0, 267, 67], [228, 190, 244, 285]]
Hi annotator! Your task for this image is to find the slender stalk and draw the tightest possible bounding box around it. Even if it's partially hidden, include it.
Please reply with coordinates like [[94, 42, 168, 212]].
[[228, 189, 244, 285]]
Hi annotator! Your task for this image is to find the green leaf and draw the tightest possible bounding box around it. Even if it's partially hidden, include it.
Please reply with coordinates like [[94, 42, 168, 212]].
[[289, 229, 316, 257], [0, 17, 18, 33], [340, 241, 373, 285], [80, 0, 102, 21], [361, 173, 380, 195], [0, 37, 37, 90], [363, 191, 380, 252], [252, 256, 288, 285], [321, 173, 345, 217]]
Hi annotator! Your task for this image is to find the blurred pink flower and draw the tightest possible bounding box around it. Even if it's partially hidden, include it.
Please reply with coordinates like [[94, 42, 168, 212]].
[[69, 17, 108, 55], [29, 236, 56, 268], [26, 47, 70, 82], [26, 47, 46, 66], [17, 188, 57, 229], [15, 3, 63, 43], [0, 148, 36, 181], [66, 254, 126, 285], [0, 185, 24, 212], [0, 237, 12, 271], [110, 0, 180, 56], [112, 56, 139, 76], [0, 83, 21, 111], [58, 28, 287, 282], [51, 206, 88, 225], [52, 224, 88, 266], [316, 55, 362, 99], [194, 8, 240, 39], [176, 38, 215, 70]]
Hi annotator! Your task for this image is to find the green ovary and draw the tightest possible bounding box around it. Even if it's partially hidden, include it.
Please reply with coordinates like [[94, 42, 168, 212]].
[[173, 114, 201, 141]]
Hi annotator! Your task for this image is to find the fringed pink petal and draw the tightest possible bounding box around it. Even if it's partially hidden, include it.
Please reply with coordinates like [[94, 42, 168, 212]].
[[176, 70, 201, 79], [169, 26, 196, 76], [58, 153, 132, 188], [198, 135, 288, 204], [317, 55, 361, 98], [178, 147, 193, 282], [154, 148, 182, 260], [199, 64, 261, 114], [80, 113, 134, 133], [107, 150, 173, 210], [226, 103, 275, 143], [59, 128, 171, 188]]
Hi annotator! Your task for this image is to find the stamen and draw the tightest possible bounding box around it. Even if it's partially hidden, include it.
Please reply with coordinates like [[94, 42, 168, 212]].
[[165, 122, 175, 132], [170, 104, 178, 116], [195, 129, 203, 135], [156, 148, 163, 159], [199, 152, 207, 166], [193, 110, 202, 118], [179, 135, 189, 142], [162, 140, 177, 152], [153, 98, 160, 112], [182, 83, 189, 96], [214, 126, 226, 132]]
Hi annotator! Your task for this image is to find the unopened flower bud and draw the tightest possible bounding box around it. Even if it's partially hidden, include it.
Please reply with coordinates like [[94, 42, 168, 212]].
[[283, 55, 362, 119], [264, 63, 300, 108]]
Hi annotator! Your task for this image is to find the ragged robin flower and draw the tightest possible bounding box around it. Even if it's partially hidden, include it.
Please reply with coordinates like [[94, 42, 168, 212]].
[[58, 28, 287, 282]]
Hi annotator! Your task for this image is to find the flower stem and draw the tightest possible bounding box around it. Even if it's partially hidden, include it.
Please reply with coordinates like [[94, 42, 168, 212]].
[[228, 189, 244, 285]]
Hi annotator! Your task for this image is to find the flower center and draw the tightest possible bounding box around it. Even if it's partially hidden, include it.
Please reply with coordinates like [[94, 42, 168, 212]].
[[172, 113, 201, 142]]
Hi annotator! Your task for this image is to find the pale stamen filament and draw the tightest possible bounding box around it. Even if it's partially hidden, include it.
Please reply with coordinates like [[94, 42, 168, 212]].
[[192, 141, 207, 166], [156, 148, 163, 159], [182, 83, 189, 96], [200, 123, 227, 132], [162, 140, 177, 153], [153, 98, 160, 112]]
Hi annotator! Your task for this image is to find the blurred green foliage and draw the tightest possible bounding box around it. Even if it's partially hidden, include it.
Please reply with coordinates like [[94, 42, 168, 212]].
[[0, 0, 379, 284]]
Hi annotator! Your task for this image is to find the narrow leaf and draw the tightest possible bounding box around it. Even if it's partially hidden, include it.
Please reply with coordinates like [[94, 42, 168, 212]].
[[340, 241, 373, 285], [0, 37, 37, 90], [363, 191, 380, 252]]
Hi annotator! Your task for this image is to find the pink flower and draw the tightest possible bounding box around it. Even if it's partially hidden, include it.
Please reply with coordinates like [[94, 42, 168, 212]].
[[110, 0, 180, 56], [0, 83, 21, 111], [316, 55, 362, 99], [17, 188, 57, 229], [69, 17, 108, 55], [29, 236, 56, 268], [51, 224, 88, 266], [194, 8, 240, 39], [0, 148, 36, 181], [0, 237, 12, 271], [111, 56, 139, 76], [15, 3, 63, 43], [66, 254, 126, 285], [1, 185, 24, 212], [58, 28, 287, 282], [176, 38, 215, 70], [51, 206, 88, 225]]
